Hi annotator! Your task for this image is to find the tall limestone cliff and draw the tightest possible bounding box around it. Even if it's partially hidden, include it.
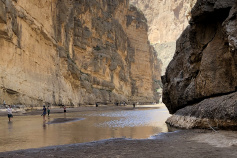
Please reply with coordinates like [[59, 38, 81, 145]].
[[130, 0, 196, 74], [0, 0, 161, 107], [163, 0, 237, 129]]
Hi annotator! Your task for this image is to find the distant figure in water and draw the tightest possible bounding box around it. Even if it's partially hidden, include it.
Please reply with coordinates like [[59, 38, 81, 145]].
[[3, 100, 6, 106], [63, 106, 66, 113], [96, 102, 98, 107], [7, 105, 13, 122], [47, 106, 50, 116], [42, 105, 46, 121], [133, 103, 135, 108]]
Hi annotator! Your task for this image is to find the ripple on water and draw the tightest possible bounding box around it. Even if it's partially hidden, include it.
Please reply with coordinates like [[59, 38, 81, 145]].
[[88, 109, 170, 128]]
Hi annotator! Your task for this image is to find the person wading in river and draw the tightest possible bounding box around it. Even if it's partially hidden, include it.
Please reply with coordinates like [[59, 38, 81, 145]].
[[133, 103, 136, 109], [63, 106, 66, 113], [7, 105, 13, 122], [42, 105, 46, 121], [47, 106, 50, 117]]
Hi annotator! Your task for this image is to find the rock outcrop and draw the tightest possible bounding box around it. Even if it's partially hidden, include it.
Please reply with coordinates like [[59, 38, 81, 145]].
[[0, 0, 162, 107], [130, 0, 197, 75], [163, 0, 237, 129]]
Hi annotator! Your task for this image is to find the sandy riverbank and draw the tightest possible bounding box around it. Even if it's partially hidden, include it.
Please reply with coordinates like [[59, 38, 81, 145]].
[[1, 129, 237, 158]]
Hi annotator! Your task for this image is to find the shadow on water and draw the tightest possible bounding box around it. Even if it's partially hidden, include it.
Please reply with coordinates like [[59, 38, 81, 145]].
[[47, 118, 85, 124], [0, 105, 171, 152]]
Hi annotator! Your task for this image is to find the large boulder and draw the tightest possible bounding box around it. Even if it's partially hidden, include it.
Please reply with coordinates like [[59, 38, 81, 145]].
[[163, 0, 237, 129]]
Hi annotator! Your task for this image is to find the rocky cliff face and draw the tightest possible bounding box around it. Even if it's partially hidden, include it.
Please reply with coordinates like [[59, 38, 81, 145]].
[[0, 0, 161, 107], [130, 0, 196, 75], [130, 0, 196, 44], [163, 0, 237, 129]]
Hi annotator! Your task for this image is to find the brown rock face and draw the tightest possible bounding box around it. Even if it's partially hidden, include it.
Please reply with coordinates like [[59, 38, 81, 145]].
[[0, 0, 161, 107], [130, 0, 197, 75], [130, 0, 197, 44], [163, 0, 237, 129]]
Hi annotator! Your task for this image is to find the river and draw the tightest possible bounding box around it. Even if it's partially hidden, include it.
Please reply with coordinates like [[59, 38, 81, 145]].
[[0, 104, 171, 152]]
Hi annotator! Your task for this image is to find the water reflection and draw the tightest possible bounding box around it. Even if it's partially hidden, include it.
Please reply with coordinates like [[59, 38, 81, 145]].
[[43, 122, 47, 129], [0, 105, 171, 152], [8, 122, 13, 132]]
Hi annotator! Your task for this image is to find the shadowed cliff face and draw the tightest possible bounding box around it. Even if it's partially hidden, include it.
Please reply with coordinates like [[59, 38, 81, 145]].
[[163, 0, 237, 129], [0, 0, 161, 107]]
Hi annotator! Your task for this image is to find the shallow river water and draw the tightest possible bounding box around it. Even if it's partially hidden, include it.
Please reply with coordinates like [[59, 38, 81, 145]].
[[0, 105, 170, 152]]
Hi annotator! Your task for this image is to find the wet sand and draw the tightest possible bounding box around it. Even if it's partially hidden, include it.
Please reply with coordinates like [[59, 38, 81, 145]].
[[1, 105, 237, 157], [1, 130, 237, 158]]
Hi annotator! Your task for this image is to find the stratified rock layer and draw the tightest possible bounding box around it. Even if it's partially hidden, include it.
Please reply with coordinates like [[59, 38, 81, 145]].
[[130, 0, 197, 44], [0, 0, 161, 107], [163, 0, 237, 129], [130, 0, 197, 75]]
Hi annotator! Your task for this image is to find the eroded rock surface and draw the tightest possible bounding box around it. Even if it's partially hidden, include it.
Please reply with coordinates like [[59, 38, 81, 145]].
[[163, 0, 237, 129], [130, 0, 197, 44], [130, 0, 197, 75], [0, 0, 162, 107]]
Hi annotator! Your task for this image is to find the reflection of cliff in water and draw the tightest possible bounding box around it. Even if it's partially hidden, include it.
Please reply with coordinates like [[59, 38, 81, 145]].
[[0, 105, 170, 152]]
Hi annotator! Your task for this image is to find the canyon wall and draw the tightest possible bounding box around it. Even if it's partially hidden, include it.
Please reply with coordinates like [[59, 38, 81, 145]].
[[163, 0, 237, 129], [0, 0, 161, 107], [130, 0, 196, 74]]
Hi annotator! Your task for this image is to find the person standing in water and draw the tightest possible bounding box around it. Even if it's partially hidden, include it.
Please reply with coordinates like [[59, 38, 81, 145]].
[[133, 103, 136, 109], [47, 106, 50, 116], [63, 106, 66, 113], [7, 105, 13, 122], [42, 105, 46, 121]]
